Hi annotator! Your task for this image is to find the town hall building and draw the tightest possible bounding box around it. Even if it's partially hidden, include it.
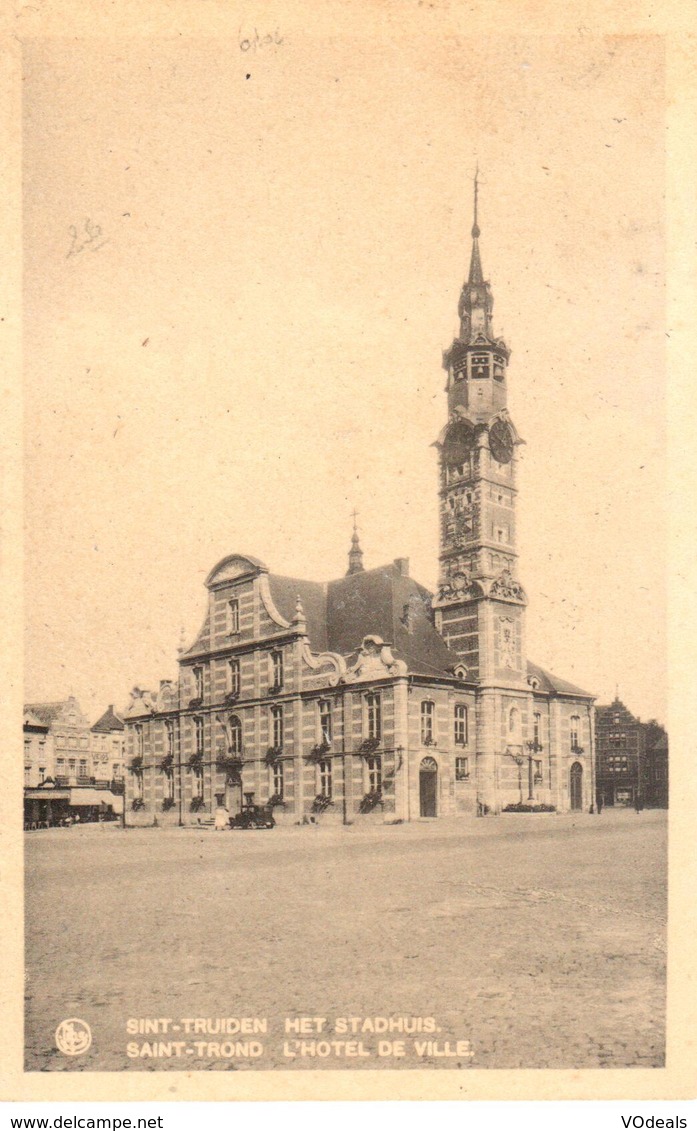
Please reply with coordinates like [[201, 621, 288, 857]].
[[124, 190, 596, 825]]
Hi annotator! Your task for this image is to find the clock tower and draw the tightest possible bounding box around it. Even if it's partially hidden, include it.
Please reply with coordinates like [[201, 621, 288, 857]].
[[433, 177, 530, 812]]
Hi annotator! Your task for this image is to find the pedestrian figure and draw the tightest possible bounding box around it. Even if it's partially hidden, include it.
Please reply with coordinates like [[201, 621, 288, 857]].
[[214, 803, 229, 831]]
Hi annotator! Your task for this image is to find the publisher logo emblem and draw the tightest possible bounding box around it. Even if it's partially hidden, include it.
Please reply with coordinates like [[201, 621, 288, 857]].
[[55, 1018, 92, 1056]]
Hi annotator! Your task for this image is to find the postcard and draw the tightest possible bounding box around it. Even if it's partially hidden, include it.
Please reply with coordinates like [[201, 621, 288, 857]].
[[3, 0, 696, 1104]]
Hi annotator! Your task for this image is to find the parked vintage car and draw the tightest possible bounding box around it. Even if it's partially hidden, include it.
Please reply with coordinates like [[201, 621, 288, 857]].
[[229, 802, 275, 830]]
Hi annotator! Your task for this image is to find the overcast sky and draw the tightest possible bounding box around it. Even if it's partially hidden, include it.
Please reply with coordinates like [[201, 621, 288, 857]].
[[23, 34, 666, 724]]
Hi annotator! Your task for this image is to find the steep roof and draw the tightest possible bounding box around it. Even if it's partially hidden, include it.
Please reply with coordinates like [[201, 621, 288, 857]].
[[266, 575, 328, 652], [24, 702, 69, 725], [527, 661, 594, 700], [24, 710, 49, 730], [327, 562, 462, 678], [91, 705, 125, 733]]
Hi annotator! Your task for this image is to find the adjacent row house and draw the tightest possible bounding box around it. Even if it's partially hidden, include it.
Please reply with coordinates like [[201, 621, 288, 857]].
[[23, 698, 126, 827]]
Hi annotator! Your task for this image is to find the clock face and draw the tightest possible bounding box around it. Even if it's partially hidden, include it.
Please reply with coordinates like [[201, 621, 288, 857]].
[[489, 421, 514, 464]]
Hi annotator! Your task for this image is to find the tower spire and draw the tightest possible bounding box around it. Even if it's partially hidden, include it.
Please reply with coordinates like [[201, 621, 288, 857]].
[[468, 166, 484, 285], [346, 509, 365, 576]]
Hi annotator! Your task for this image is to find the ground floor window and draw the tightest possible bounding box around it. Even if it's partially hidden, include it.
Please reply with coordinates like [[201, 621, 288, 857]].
[[133, 771, 144, 800], [193, 766, 204, 800], [318, 759, 332, 797], [365, 755, 382, 793], [455, 756, 470, 781], [270, 760, 284, 799], [164, 769, 175, 802]]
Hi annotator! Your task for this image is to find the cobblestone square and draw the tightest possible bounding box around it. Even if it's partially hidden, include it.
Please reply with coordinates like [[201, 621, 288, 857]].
[[24, 809, 666, 1072]]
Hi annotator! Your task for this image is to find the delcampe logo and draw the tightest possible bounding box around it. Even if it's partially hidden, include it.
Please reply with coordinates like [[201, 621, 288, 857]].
[[55, 1018, 92, 1056]]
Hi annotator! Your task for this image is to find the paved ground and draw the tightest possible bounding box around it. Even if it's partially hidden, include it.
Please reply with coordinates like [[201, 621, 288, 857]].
[[24, 808, 666, 1072]]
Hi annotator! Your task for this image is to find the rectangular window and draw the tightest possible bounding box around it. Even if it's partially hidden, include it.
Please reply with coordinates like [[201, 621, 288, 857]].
[[271, 704, 284, 750], [195, 716, 204, 757], [228, 599, 240, 635], [455, 756, 469, 781], [454, 704, 468, 746], [193, 666, 204, 700], [319, 699, 332, 745], [365, 755, 382, 794], [228, 658, 240, 696], [166, 720, 175, 758], [134, 771, 144, 800], [56, 735, 65, 748], [24, 765, 31, 786], [271, 760, 284, 800], [113, 763, 122, 779], [56, 758, 65, 772], [193, 766, 204, 800], [136, 725, 144, 758], [534, 759, 543, 783], [271, 650, 284, 690], [365, 693, 381, 741], [79, 759, 88, 778], [570, 716, 580, 750], [318, 758, 332, 797], [68, 758, 76, 775], [421, 701, 435, 745], [533, 712, 541, 747], [165, 768, 175, 801]]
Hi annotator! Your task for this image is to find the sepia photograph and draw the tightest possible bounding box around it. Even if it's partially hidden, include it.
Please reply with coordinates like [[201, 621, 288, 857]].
[[11, 11, 691, 1101]]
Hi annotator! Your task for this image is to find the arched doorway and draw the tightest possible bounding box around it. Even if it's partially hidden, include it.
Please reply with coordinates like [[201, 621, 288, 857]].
[[570, 761, 583, 811], [419, 756, 438, 817]]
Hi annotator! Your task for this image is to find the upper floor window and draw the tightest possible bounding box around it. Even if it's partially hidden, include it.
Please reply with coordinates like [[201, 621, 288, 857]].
[[165, 719, 175, 758], [56, 735, 65, 748], [228, 658, 240, 696], [365, 693, 381, 741], [271, 650, 284, 690], [135, 725, 144, 758], [24, 765, 31, 786], [193, 666, 204, 700], [570, 716, 580, 750], [454, 704, 468, 746], [228, 598, 240, 635], [319, 699, 332, 745], [421, 700, 435, 745], [533, 712, 541, 747], [271, 704, 284, 750], [79, 759, 88, 777], [194, 716, 204, 757]]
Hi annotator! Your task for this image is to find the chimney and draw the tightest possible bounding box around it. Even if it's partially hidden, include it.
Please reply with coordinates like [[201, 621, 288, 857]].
[[394, 557, 410, 577]]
